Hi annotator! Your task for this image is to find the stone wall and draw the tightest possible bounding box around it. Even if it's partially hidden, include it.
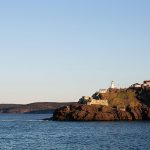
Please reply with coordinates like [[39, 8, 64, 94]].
[[88, 99, 108, 106]]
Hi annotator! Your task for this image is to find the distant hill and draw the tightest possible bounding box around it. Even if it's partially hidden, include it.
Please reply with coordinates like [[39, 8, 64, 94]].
[[0, 102, 76, 114]]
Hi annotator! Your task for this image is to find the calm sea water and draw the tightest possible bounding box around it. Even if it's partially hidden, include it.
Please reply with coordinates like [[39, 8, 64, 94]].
[[0, 114, 149, 150]]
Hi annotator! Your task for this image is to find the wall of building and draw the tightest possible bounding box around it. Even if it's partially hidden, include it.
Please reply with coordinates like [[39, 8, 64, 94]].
[[88, 99, 108, 106], [99, 89, 107, 93]]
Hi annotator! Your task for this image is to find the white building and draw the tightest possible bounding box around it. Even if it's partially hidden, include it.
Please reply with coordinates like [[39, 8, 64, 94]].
[[110, 81, 115, 89], [131, 83, 141, 88], [143, 80, 150, 87], [79, 96, 108, 106], [87, 99, 108, 106], [99, 89, 107, 94], [82, 96, 90, 100]]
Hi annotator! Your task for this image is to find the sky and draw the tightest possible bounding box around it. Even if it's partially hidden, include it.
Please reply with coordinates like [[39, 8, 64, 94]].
[[0, 0, 150, 104]]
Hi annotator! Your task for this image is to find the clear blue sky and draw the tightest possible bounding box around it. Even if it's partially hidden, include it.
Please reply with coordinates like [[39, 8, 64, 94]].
[[0, 0, 150, 104]]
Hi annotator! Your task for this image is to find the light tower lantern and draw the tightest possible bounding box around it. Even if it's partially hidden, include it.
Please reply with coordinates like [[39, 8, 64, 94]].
[[110, 81, 115, 89]]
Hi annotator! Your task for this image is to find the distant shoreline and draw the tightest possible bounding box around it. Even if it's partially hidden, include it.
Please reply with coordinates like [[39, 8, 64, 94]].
[[0, 102, 76, 114]]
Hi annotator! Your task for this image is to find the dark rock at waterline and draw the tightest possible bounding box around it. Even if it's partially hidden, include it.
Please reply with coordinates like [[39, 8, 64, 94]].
[[52, 104, 150, 121], [43, 117, 53, 121]]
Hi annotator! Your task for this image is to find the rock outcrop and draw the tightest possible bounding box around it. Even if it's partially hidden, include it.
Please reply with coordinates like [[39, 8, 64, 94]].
[[52, 104, 150, 121], [52, 88, 150, 121]]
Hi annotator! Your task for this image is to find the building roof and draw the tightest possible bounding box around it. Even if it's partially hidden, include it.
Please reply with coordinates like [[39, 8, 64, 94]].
[[132, 83, 141, 85], [144, 80, 150, 82]]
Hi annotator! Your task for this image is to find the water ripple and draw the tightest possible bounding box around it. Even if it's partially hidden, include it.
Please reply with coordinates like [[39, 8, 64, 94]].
[[0, 114, 149, 150]]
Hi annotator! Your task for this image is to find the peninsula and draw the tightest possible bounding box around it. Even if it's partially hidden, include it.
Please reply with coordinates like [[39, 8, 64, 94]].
[[52, 81, 150, 121]]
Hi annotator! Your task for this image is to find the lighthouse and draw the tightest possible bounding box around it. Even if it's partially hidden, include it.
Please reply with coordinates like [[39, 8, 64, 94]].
[[110, 81, 115, 89]]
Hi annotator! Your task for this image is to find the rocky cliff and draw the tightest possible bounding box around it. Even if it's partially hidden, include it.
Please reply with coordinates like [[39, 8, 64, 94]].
[[52, 88, 150, 121], [52, 104, 150, 121]]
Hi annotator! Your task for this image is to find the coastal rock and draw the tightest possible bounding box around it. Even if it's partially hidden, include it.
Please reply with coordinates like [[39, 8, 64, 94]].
[[52, 104, 150, 121], [52, 87, 150, 121], [117, 111, 132, 120], [94, 112, 118, 121]]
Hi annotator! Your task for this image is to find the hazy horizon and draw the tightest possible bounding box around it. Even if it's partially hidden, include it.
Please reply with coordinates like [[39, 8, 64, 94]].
[[0, 1, 150, 104]]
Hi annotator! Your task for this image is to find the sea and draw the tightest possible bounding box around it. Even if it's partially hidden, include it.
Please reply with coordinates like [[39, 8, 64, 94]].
[[0, 114, 150, 150]]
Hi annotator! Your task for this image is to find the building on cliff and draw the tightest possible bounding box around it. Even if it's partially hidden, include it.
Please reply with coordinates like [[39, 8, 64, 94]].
[[99, 89, 107, 93], [143, 80, 150, 87], [78, 81, 118, 106], [87, 99, 108, 106], [108, 81, 119, 92], [130, 83, 142, 88], [110, 81, 115, 89], [79, 96, 108, 106], [130, 80, 150, 89]]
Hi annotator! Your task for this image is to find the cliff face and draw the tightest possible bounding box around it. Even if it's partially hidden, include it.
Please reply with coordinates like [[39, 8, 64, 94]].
[[52, 104, 150, 121], [52, 88, 150, 121]]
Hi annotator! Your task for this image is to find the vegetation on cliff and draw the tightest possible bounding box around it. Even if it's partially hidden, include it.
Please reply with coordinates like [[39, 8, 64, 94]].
[[99, 89, 141, 108]]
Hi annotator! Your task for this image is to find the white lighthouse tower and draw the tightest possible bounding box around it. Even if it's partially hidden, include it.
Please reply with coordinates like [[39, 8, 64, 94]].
[[110, 81, 115, 89]]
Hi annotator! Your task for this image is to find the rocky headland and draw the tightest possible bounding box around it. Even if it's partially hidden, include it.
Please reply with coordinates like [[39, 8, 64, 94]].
[[52, 85, 150, 121]]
